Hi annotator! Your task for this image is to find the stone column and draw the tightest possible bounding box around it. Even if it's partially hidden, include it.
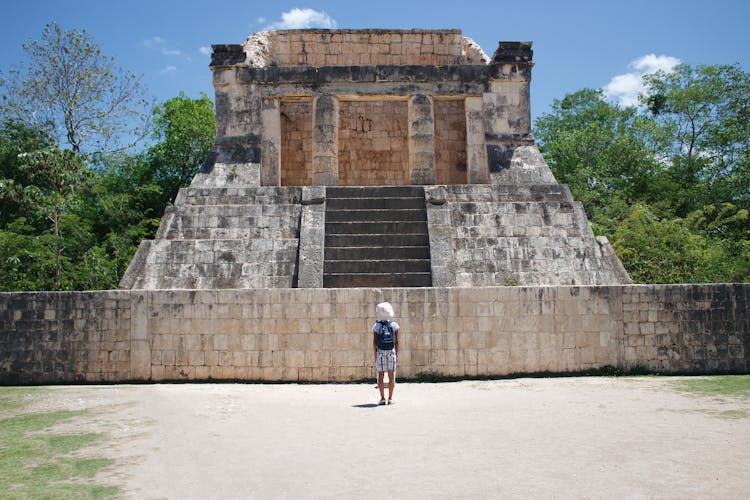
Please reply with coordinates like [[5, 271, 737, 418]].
[[199, 66, 263, 187], [483, 42, 536, 181], [261, 98, 281, 186], [408, 94, 436, 185], [312, 94, 339, 186], [465, 96, 489, 184]]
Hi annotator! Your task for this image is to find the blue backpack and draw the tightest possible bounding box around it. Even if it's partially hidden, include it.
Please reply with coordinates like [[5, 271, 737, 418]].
[[376, 320, 396, 351]]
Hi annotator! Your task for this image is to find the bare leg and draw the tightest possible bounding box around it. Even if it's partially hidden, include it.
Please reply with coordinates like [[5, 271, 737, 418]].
[[387, 370, 395, 401], [377, 371, 386, 401]]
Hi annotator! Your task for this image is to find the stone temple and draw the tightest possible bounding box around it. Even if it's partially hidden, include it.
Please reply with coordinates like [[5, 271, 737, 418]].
[[4, 31, 748, 384], [120, 29, 631, 290]]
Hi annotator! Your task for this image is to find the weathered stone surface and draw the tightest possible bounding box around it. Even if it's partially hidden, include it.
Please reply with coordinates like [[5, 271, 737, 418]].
[[425, 185, 447, 205], [423, 184, 632, 286], [2, 284, 748, 383], [312, 94, 339, 186], [297, 187, 326, 288], [408, 94, 436, 184]]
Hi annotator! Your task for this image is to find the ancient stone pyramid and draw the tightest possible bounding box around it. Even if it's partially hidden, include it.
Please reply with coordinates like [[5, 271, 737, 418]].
[[120, 29, 631, 289]]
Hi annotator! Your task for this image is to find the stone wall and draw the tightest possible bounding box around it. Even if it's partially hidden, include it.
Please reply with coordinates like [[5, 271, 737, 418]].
[[2, 284, 747, 384], [245, 29, 472, 67], [434, 99, 468, 184], [338, 100, 409, 186], [280, 100, 313, 186], [0, 291, 139, 383]]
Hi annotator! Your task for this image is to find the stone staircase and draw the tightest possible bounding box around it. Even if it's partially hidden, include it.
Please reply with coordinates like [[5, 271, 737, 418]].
[[324, 186, 432, 287]]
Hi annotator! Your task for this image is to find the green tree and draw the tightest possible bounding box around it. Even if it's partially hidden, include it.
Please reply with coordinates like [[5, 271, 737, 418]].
[[0, 120, 52, 225], [643, 64, 750, 220], [613, 204, 742, 283], [17, 147, 88, 289], [0, 22, 150, 154], [148, 92, 215, 203]]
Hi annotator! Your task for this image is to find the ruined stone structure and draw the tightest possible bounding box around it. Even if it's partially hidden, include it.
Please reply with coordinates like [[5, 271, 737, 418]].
[[119, 29, 631, 290], [4, 30, 745, 385]]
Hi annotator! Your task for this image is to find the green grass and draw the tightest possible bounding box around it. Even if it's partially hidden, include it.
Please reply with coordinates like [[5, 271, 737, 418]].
[[0, 388, 118, 499], [0, 386, 47, 412], [671, 375, 750, 398]]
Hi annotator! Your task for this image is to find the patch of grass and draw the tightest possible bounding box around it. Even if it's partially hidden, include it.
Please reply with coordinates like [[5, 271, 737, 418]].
[[0, 391, 118, 499], [407, 365, 656, 383], [0, 386, 46, 412], [671, 375, 750, 398], [718, 409, 749, 419]]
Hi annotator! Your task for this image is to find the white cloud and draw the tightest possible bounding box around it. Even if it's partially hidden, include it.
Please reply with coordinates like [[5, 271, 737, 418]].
[[142, 36, 182, 57], [142, 36, 165, 48], [603, 54, 681, 107], [160, 65, 177, 74], [265, 8, 337, 30], [256, 16, 267, 24], [198, 46, 211, 55]]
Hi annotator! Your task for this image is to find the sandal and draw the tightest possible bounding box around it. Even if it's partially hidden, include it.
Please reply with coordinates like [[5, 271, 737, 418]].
[[378, 399, 386, 405]]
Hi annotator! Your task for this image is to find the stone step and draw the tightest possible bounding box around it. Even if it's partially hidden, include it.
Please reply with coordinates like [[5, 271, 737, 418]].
[[325, 246, 430, 260], [326, 208, 427, 222], [126, 238, 300, 289], [324, 259, 431, 274], [163, 204, 302, 240], [449, 201, 585, 236], [323, 186, 430, 288], [325, 233, 429, 247], [325, 221, 428, 235], [326, 186, 425, 199], [177, 186, 303, 206], [442, 184, 574, 203], [326, 196, 425, 210], [323, 272, 432, 288]]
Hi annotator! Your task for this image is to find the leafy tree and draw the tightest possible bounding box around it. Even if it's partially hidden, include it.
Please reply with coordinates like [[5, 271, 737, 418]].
[[0, 22, 150, 154], [613, 204, 741, 283], [148, 92, 215, 203], [643, 64, 750, 220], [0, 120, 52, 225], [17, 147, 88, 289], [0, 218, 57, 291]]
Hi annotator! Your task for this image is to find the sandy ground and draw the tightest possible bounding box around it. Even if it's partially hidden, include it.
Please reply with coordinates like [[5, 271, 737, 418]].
[[21, 377, 750, 499]]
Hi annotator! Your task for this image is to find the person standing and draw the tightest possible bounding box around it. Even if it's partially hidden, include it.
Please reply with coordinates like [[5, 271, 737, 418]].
[[372, 302, 399, 405]]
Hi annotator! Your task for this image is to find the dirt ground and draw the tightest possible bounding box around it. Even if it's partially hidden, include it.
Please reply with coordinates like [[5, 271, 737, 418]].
[[25, 377, 750, 499]]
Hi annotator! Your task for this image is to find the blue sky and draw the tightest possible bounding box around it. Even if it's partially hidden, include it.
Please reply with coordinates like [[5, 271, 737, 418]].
[[2, 0, 749, 127]]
